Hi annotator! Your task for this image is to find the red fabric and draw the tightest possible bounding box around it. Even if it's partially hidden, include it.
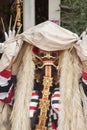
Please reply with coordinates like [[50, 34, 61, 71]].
[[0, 69, 12, 78], [0, 85, 14, 104], [55, 108, 60, 112], [82, 71, 87, 80], [29, 106, 37, 110], [52, 122, 57, 130], [52, 94, 60, 98], [32, 47, 39, 54], [32, 91, 38, 96]]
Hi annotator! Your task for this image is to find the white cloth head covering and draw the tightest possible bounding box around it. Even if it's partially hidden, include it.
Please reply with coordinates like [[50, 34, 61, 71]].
[[21, 21, 79, 51]]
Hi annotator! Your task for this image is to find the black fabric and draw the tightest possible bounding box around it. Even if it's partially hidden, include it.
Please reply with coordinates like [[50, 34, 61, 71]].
[[0, 75, 17, 93], [31, 109, 40, 130], [52, 100, 60, 104], [31, 99, 39, 103], [79, 77, 87, 96], [51, 110, 58, 128], [81, 81, 87, 96]]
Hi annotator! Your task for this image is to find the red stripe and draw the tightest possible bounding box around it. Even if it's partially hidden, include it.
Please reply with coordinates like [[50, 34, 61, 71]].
[[0, 69, 12, 78], [32, 47, 39, 54], [0, 85, 14, 104], [82, 71, 87, 80], [29, 106, 37, 110], [43, 60, 54, 63], [52, 94, 60, 98], [54, 108, 60, 111], [32, 92, 39, 96], [52, 122, 57, 130]]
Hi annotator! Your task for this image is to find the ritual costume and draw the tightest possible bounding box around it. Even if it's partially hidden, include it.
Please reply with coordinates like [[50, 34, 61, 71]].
[[0, 21, 87, 130]]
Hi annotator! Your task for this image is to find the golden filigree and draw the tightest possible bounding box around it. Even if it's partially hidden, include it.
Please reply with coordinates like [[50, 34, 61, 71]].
[[43, 76, 53, 86]]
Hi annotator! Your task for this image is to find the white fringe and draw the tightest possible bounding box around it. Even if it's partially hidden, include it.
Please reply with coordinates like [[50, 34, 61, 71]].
[[0, 102, 11, 130], [11, 45, 35, 130], [58, 50, 86, 130], [58, 50, 74, 130]]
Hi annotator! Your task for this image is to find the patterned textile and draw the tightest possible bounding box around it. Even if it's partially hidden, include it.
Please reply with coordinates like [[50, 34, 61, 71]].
[[81, 71, 87, 96], [0, 69, 16, 105], [29, 86, 60, 129], [29, 90, 39, 117]]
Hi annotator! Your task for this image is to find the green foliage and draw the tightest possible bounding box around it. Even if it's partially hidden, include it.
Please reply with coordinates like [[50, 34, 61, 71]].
[[61, 0, 87, 35]]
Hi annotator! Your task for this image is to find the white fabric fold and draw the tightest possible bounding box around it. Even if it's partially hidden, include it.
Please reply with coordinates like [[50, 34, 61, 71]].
[[21, 21, 79, 51]]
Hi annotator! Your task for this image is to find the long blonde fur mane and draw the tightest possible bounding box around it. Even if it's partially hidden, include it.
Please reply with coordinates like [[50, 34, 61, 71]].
[[11, 43, 35, 130], [58, 49, 86, 130]]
